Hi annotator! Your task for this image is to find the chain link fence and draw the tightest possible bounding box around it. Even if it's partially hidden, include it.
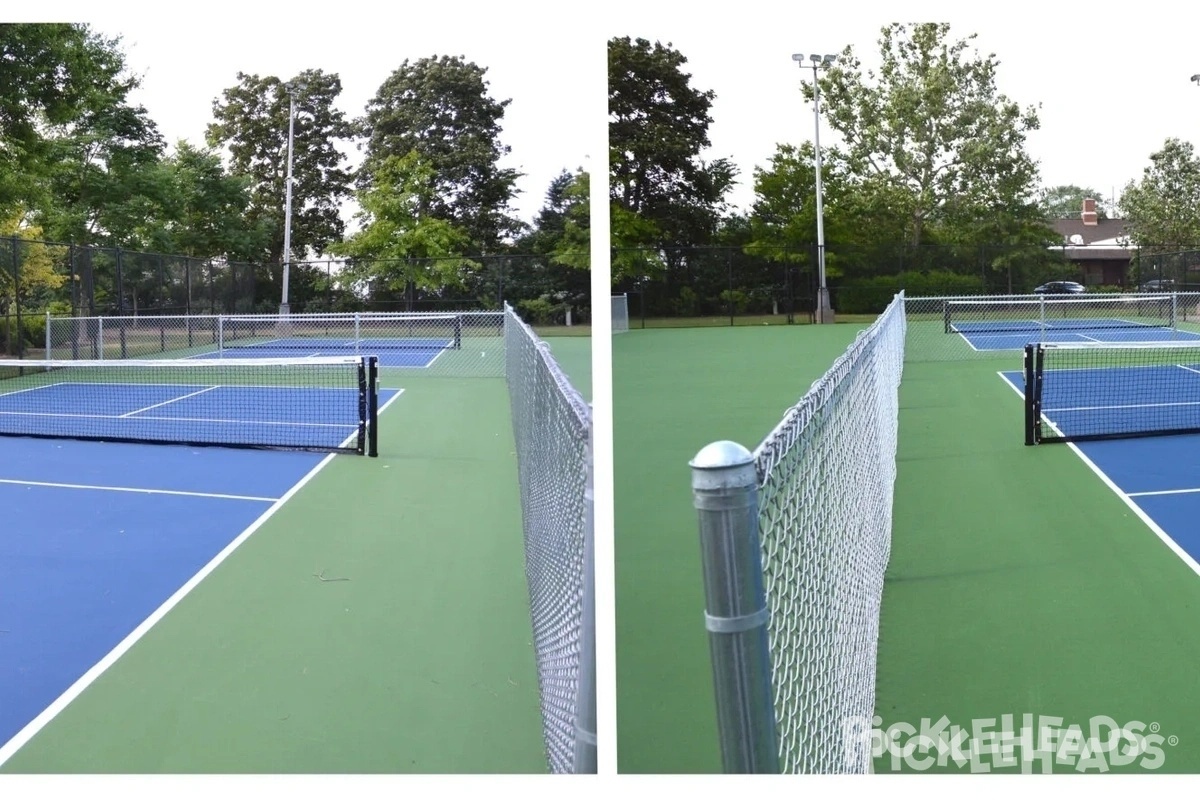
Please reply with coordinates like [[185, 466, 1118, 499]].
[[612, 242, 1200, 330], [0, 238, 592, 357], [690, 293, 906, 773], [503, 304, 595, 773]]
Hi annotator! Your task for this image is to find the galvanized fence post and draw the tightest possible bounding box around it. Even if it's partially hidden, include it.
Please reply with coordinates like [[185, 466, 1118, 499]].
[[572, 406, 598, 773], [689, 440, 780, 773]]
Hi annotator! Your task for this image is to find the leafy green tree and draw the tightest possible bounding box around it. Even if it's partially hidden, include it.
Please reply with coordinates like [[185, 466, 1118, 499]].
[[747, 142, 912, 278], [1039, 184, 1110, 219], [608, 36, 737, 249], [332, 151, 476, 296], [0, 215, 69, 313], [0, 24, 131, 217], [818, 23, 1043, 246], [38, 99, 168, 247], [1120, 139, 1200, 247], [207, 70, 354, 264], [358, 55, 522, 252], [157, 141, 263, 258]]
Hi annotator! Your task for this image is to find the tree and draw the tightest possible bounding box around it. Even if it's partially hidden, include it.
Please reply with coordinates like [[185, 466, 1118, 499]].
[[1120, 139, 1200, 248], [331, 151, 476, 297], [358, 55, 522, 252], [818, 23, 1043, 246], [0, 24, 131, 217], [0, 214, 69, 313], [608, 36, 736, 249], [38, 95, 168, 248], [207, 70, 354, 264], [747, 143, 912, 278], [1039, 184, 1110, 220], [157, 141, 263, 259]]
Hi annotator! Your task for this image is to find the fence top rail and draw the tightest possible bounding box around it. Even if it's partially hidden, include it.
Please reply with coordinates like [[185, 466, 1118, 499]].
[[907, 291, 1200, 302], [48, 311, 506, 322]]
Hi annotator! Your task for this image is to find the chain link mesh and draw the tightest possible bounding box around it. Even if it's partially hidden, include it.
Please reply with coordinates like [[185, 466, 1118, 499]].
[[503, 303, 593, 773], [44, 312, 506, 377], [903, 292, 1200, 362], [752, 292, 906, 773], [612, 294, 629, 333]]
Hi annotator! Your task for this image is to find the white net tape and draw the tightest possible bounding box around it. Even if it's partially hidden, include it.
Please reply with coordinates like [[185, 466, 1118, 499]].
[[503, 304, 594, 773], [752, 292, 906, 773]]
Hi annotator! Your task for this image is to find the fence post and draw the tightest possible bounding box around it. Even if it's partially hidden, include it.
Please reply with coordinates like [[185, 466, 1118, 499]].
[[572, 405, 598, 774], [689, 440, 779, 773], [11, 235, 22, 359]]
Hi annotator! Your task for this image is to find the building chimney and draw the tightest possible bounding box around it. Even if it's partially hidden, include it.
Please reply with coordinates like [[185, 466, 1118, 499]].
[[1082, 197, 1098, 226]]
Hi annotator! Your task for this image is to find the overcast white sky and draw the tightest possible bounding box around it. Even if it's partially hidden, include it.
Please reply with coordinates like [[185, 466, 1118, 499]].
[[600, 1, 1200, 219], [15, 2, 1200, 230], [17, 1, 601, 227]]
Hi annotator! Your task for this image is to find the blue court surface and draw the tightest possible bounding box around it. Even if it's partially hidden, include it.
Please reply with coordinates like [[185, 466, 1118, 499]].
[[998, 368, 1200, 578], [0, 388, 402, 763], [951, 320, 1200, 351], [191, 338, 454, 367]]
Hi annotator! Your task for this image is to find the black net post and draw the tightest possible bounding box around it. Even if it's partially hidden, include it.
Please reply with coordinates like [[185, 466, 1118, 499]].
[[367, 356, 379, 458]]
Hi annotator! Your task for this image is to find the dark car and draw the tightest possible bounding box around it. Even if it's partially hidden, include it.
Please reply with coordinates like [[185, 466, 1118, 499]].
[[1033, 281, 1086, 294], [1138, 279, 1176, 292]]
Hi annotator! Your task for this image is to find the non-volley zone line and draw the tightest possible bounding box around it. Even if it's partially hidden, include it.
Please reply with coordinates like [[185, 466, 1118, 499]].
[[0, 388, 406, 766]]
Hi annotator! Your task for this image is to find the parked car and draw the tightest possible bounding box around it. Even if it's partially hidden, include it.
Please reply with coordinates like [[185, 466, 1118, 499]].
[[1033, 281, 1086, 294], [1138, 279, 1176, 292]]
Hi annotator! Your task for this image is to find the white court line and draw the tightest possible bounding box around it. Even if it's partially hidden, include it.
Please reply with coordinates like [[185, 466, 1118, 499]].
[[0, 387, 405, 766], [119, 386, 220, 418], [0, 383, 65, 399], [1128, 487, 1200, 498], [0, 478, 277, 502], [954, 330, 982, 351], [1178, 365, 1200, 377], [996, 370, 1200, 581], [0, 410, 354, 429]]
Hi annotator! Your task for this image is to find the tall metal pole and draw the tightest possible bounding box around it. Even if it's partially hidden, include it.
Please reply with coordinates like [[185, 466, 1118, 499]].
[[281, 86, 296, 316], [794, 53, 837, 324]]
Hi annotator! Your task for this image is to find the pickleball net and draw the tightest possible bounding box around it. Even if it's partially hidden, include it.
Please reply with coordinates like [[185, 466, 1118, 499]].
[[45, 312, 466, 358], [944, 294, 1178, 334], [1024, 341, 1200, 444], [0, 356, 379, 455]]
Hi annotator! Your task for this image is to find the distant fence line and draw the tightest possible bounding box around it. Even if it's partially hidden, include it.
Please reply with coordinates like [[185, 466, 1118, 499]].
[[610, 243, 1200, 328], [0, 237, 591, 356]]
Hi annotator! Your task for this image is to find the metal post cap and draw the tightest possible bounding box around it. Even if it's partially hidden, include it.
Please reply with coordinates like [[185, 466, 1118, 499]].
[[690, 441, 757, 491]]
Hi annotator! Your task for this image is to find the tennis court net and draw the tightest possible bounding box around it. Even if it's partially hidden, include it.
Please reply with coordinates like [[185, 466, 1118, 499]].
[[45, 312, 466, 359], [944, 294, 1177, 334], [1024, 341, 1200, 445], [0, 356, 378, 455]]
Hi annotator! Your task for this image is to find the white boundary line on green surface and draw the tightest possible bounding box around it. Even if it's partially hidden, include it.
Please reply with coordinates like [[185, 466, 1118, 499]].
[[0, 387, 407, 768], [996, 371, 1200, 580]]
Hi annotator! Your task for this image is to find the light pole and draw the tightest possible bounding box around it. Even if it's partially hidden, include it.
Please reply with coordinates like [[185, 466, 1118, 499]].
[[793, 52, 837, 323], [280, 80, 302, 317]]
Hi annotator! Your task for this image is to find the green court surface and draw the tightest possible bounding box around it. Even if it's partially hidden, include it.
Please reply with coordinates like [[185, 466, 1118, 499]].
[[614, 324, 870, 773], [1, 336, 590, 774], [614, 323, 1200, 774]]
